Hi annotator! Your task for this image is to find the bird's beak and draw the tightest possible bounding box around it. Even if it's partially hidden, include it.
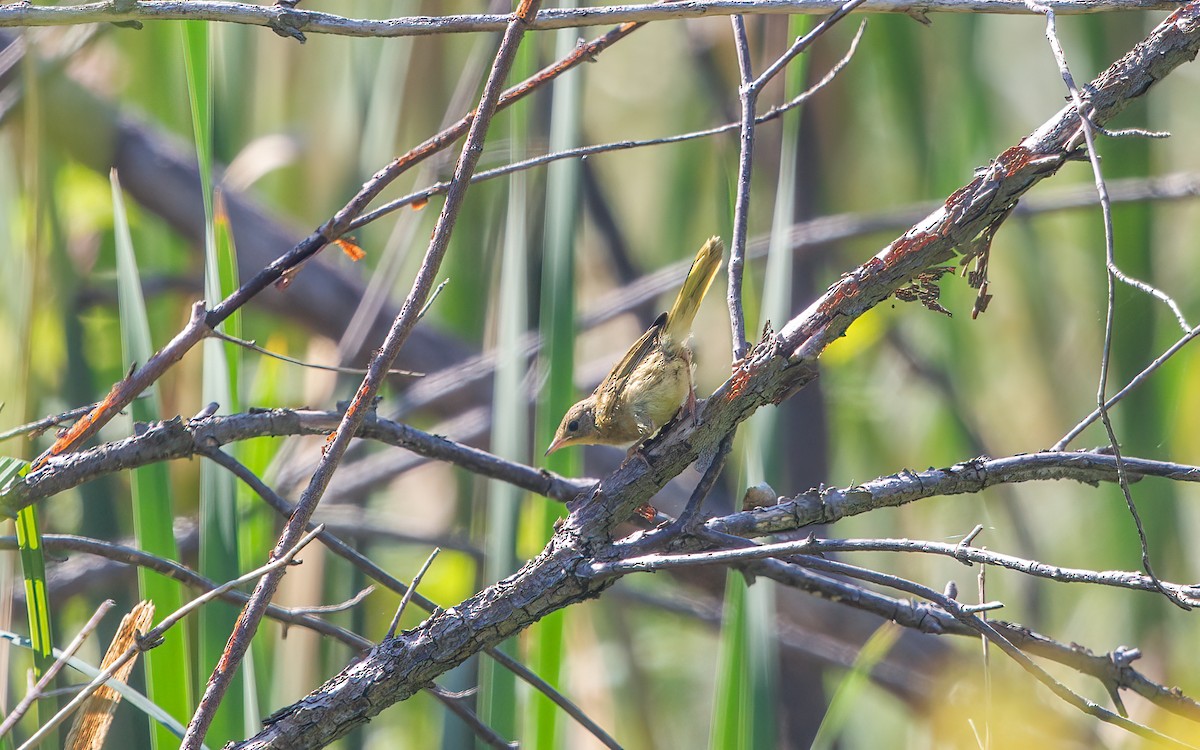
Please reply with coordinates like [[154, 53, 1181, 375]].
[[544, 437, 566, 457]]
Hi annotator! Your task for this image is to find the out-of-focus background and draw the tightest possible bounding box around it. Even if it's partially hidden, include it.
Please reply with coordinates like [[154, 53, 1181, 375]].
[[2, 2, 1199, 747]]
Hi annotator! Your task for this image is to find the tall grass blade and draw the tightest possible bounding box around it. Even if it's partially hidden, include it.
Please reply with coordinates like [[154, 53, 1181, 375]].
[[183, 18, 246, 742], [111, 169, 194, 749], [525, 15, 585, 749], [709, 572, 749, 749], [9, 51, 56, 745], [8, 459, 53, 716], [810, 623, 902, 750], [13, 483, 50, 680], [477, 36, 536, 747]]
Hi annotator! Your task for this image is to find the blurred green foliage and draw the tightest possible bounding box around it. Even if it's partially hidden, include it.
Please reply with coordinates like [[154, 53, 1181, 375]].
[[1, 2, 1199, 748]]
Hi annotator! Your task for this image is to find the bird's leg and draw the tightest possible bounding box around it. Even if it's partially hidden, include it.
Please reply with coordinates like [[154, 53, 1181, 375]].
[[624, 418, 655, 461]]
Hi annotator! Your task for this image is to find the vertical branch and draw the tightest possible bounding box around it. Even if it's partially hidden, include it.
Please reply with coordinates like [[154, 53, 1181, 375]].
[[728, 15, 756, 362], [1024, 0, 1189, 611], [178, 0, 545, 746], [726, 0, 865, 363]]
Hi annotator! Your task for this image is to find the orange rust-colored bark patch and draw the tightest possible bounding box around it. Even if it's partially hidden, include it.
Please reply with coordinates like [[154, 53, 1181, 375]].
[[33, 383, 122, 469], [995, 145, 1035, 175]]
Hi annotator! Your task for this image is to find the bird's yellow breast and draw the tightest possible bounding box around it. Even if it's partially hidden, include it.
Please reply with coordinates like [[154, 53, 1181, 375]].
[[594, 342, 691, 443]]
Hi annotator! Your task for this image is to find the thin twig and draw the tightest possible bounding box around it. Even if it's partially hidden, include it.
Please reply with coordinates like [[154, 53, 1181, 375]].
[[750, 0, 868, 90], [416, 278, 451, 321], [738, 553, 1200, 722], [596, 534, 1200, 600], [726, 0, 863, 361], [0, 403, 100, 444], [0, 600, 114, 738], [347, 21, 866, 233], [679, 523, 1200, 728], [726, 13, 754, 362], [0, 533, 373, 648], [209, 329, 423, 377], [483, 647, 624, 750], [1054, 321, 1200, 449], [701, 521, 1199, 739], [286, 587, 374, 616], [781, 553, 1196, 748], [1024, 0, 1189, 610], [20, 526, 324, 750], [386, 547, 440, 639], [30, 302, 210, 470], [433, 693, 517, 749], [977, 550, 992, 750], [200, 447, 442, 610], [21, 7, 645, 476], [673, 434, 734, 530], [205, 12, 642, 330], [617, 434, 735, 559]]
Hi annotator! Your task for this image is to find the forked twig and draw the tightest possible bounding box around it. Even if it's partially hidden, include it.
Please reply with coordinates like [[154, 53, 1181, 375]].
[[1024, 0, 1190, 610], [0, 600, 114, 738], [20, 527, 324, 750]]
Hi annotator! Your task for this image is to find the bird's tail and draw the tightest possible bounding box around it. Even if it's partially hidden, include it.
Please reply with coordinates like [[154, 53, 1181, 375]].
[[664, 236, 724, 342]]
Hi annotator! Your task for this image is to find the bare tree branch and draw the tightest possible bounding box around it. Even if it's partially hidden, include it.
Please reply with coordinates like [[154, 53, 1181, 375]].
[[5, 0, 1200, 746], [4, 0, 645, 484], [710, 451, 1200, 536], [1055, 319, 1200, 448], [727, 12, 755, 360], [0, 0, 1183, 39], [746, 553, 1200, 721], [0, 408, 593, 516], [1024, 0, 1191, 611], [593, 534, 1200, 601], [392, 170, 1200, 424], [349, 22, 867, 233], [0, 534, 372, 649], [753, 553, 1196, 747]]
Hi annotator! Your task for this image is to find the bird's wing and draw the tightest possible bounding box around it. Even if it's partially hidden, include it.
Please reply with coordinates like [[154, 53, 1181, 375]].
[[594, 312, 666, 424]]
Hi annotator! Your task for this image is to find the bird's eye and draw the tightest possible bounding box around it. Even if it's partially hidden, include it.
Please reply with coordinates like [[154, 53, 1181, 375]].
[[567, 419, 580, 432]]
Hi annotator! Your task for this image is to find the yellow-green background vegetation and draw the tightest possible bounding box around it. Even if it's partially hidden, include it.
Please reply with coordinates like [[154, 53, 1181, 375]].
[[2, 1, 1199, 747]]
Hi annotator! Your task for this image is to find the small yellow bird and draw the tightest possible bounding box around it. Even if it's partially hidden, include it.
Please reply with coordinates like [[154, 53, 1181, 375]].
[[545, 236, 724, 455]]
